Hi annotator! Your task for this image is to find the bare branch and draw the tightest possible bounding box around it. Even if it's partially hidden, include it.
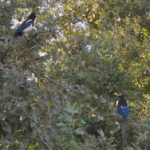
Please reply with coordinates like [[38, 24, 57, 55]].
[[39, 134, 52, 150], [43, 75, 60, 85], [43, 96, 52, 118]]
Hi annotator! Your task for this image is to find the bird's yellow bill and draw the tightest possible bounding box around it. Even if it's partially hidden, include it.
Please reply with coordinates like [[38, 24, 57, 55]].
[[114, 92, 121, 96], [35, 14, 40, 17]]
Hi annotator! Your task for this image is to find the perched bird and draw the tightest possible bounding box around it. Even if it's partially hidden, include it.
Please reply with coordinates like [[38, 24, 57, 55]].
[[1, 12, 38, 62], [115, 93, 129, 146], [13, 13, 37, 37]]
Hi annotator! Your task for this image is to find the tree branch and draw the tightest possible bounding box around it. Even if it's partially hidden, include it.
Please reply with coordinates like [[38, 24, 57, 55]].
[[39, 134, 52, 150]]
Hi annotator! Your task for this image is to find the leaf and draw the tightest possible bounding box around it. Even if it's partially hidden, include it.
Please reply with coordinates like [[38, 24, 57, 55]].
[[74, 128, 85, 135], [56, 122, 66, 127]]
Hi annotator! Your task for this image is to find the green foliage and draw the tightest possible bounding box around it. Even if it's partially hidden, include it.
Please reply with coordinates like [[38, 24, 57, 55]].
[[0, 0, 150, 149]]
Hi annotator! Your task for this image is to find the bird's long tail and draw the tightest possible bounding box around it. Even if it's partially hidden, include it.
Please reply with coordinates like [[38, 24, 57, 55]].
[[121, 117, 127, 146], [1, 37, 17, 63]]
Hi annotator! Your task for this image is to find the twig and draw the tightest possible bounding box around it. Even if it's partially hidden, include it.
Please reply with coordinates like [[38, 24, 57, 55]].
[[110, 124, 120, 138], [43, 96, 51, 118], [33, 39, 40, 48], [13, 45, 37, 57], [3, 55, 45, 67], [129, 115, 149, 119], [27, 64, 45, 84], [0, 65, 8, 73], [34, 118, 38, 123], [43, 75, 60, 85], [39, 134, 52, 150], [12, 41, 43, 57]]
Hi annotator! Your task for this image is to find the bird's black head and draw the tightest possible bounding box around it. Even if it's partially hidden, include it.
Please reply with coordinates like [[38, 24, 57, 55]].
[[114, 93, 128, 107], [27, 13, 36, 20], [118, 94, 124, 98]]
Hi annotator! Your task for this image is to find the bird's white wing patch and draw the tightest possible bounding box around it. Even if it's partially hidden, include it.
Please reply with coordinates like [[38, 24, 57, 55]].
[[127, 101, 129, 107], [116, 100, 118, 106], [23, 24, 33, 33], [25, 19, 33, 23]]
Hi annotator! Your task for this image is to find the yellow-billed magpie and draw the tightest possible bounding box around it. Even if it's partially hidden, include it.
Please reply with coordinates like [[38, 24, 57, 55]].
[[1, 12, 38, 62], [115, 93, 129, 146]]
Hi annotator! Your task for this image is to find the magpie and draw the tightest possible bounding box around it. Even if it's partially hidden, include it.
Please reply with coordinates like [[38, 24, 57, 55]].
[[115, 93, 129, 146], [1, 12, 38, 62]]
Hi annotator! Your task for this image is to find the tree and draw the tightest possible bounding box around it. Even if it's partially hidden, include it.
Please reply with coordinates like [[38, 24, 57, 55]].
[[0, 0, 150, 149]]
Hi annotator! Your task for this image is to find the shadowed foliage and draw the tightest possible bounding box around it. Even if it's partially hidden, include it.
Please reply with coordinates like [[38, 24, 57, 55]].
[[0, 0, 150, 149]]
